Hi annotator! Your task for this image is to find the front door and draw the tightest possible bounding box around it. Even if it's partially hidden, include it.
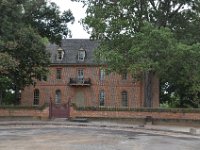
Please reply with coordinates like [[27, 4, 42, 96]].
[[75, 91, 85, 107]]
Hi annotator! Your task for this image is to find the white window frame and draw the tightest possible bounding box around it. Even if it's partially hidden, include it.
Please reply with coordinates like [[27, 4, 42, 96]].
[[122, 91, 128, 107], [33, 89, 39, 105], [99, 90, 105, 106], [78, 50, 86, 61], [100, 69, 105, 81], [56, 68, 62, 79], [77, 69, 84, 83], [57, 48, 64, 61], [55, 90, 61, 104]]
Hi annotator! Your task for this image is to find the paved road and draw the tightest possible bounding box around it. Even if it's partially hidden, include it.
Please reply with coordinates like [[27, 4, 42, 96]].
[[0, 126, 199, 150]]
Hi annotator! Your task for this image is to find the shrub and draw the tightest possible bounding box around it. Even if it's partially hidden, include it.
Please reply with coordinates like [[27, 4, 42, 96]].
[[72, 105, 200, 113]]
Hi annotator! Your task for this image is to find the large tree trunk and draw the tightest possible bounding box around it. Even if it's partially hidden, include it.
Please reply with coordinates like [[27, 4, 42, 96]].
[[14, 85, 20, 105], [144, 71, 153, 107]]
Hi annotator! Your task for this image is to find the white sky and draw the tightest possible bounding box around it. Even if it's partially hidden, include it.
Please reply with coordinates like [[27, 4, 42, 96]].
[[50, 0, 90, 39]]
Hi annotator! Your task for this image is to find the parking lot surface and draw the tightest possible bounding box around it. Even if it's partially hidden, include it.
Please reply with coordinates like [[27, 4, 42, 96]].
[[0, 125, 199, 150]]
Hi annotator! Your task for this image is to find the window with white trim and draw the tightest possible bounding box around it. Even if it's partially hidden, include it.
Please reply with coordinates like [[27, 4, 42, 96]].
[[99, 69, 105, 81], [121, 91, 128, 107], [99, 90, 105, 106], [55, 90, 61, 103], [78, 49, 86, 61], [77, 69, 84, 83], [56, 68, 62, 79], [33, 89, 39, 105], [57, 48, 64, 61]]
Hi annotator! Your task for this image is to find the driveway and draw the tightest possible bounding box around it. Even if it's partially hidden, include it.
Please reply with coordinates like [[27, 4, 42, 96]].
[[0, 125, 199, 150]]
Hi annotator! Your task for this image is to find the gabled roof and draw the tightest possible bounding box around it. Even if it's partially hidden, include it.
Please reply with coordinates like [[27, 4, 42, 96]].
[[46, 39, 99, 65]]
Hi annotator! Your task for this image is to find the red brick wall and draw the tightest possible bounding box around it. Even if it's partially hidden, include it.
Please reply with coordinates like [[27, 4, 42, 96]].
[[1, 106, 200, 121], [21, 65, 159, 108], [70, 107, 200, 120], [0, 107, 49, 119]]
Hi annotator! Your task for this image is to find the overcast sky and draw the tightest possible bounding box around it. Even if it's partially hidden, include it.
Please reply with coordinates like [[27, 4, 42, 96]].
[[51, 0, 90, 39]]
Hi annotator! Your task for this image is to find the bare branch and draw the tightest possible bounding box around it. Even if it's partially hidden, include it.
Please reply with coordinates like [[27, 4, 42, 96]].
[[149, 0, 157, 11], [169, 3, 184, 18]]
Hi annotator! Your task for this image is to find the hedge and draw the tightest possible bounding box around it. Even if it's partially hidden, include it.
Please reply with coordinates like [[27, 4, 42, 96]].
[[72, 104, 200, 113], [0, 103, 48, 111]]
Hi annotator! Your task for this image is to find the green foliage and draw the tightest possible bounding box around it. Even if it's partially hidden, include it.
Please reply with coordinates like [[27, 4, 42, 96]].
[[0, 53, 17, 74], [22, 0, 74, 44], [0, 77, 12, 90], [74, 0, 200, 108], [0, 76, 13, 104], [72, 105, 200, 114], [0, 0, 74, 104], [0, 103, 48, 110], [74, 0, 200, 41], [1, 90, 15, 105]]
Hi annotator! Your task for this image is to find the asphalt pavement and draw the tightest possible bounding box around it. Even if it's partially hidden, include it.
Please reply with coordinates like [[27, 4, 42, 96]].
[[0, 119, 199, 136], [0, 123, 200, 150]]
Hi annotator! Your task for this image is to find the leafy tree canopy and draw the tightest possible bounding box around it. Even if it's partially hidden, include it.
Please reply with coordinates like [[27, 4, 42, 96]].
[[0, 0, 74, 103], [73, 0, 200, 107], [0, 52, 17, 74]]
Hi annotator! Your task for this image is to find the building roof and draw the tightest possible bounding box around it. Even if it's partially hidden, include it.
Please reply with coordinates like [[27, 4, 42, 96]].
[[46, 39, 99, 65]]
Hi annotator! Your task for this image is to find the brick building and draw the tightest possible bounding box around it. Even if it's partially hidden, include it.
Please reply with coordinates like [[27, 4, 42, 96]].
[[21, 39, 159, 108]]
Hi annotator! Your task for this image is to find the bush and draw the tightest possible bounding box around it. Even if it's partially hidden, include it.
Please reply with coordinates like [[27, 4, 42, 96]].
[[0, 103, 48, 110]]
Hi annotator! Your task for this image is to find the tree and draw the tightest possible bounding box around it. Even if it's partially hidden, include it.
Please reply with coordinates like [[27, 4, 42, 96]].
[[0, 0, 74, 104], [160, 43, 200, 108], [73, 0, 200, 107], [0, 52, 17, 74], [0, 52, 17, 104]]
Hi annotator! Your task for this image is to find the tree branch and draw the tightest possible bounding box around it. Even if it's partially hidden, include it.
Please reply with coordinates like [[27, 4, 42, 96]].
[[175, 3, 184, 13], [169, 3, 184, 18], [149, 0, 157, 11]]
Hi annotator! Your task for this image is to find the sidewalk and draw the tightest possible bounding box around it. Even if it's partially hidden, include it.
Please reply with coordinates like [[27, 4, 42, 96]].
[[90, 120, 200, 135], [0, 119, 199, 136]]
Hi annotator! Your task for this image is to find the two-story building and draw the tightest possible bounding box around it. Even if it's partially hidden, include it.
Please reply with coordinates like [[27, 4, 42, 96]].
[[21, 39, 159, 108]]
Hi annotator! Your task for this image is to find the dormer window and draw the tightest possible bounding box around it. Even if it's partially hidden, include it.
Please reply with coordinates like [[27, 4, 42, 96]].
[[57, 47, 64, 61], [78, 47, 86, 62]]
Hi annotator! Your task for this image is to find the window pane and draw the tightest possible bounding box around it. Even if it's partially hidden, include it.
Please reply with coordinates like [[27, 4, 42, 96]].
[[55, 90, 61, 103], [122, 91, 128, 107], [58, 51, 62, 60], [78, 51, 85, 61], [33, 89, 39, 105], [56, 69, 62, 79], [57, 48, 64, 60], [99, 90, 105, 106], [77, 69, 84, 78], [100, 69, 105, 81]]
